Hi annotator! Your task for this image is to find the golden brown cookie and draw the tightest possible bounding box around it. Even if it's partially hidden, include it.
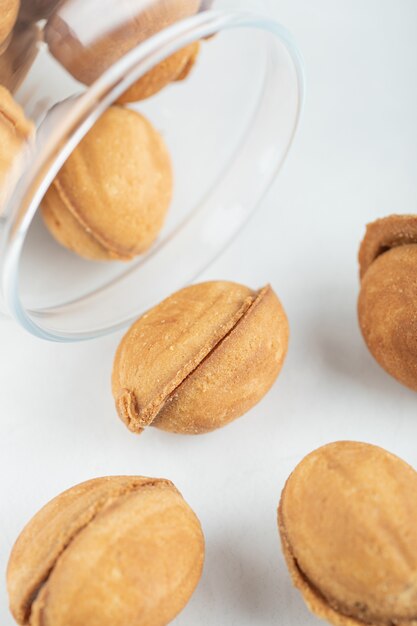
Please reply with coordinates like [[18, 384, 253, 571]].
[[0, 0, 20, 51], [45, 0, 200, 102], [117, 41, 200, 103], [0, 85, 34, 209], [41, 105, 173, 261], [112, 280, 289, 435], [278, 441, 417, 626], [358, 214, 417, 391], [358, 214, 417, 278], [7, 476, 205, 626], [175, 40, 200, 81]]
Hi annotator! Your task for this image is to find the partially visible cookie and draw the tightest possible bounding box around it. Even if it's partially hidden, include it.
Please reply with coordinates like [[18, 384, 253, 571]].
[[7, 476, 205, 626], [0, 85, 34, 209], [358, 214, 417, 278], [358, 214, 417, 391], [45, 0, 200, 101], [117, 41, 200, 103], [0, 0, 20, 52], [112, 280, 289, 435], [278, 441, 417, 626], [41, 106, 173, 261]]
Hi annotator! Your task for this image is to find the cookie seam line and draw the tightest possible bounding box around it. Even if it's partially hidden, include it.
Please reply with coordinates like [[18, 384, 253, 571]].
[[50, 177, 133, 260], [25, 478, 173, 625], [279, 512, 416, 626], [150, 285, 271, 426], [0, 106, 33, 142], [121, 287, 267, 431], [360, 216, 417, 278]]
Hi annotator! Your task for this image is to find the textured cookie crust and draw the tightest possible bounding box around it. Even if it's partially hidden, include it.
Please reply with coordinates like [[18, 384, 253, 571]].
[[358, 214, 417, 391], [117, 41, 200, 103], [358, 214, 417, 279], [41, 106, 172, 261], [8, 476, 205, 626], [358, 244, 417, 391], [112, 281, 289, 434], [278, 441, 417, 626]]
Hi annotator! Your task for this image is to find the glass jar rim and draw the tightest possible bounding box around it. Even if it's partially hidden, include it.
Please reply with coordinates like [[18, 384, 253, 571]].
[[1, 7, 305, 342]]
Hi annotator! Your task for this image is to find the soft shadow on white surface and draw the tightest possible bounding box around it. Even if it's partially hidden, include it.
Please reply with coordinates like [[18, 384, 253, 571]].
[[1, 1, 417, 625]]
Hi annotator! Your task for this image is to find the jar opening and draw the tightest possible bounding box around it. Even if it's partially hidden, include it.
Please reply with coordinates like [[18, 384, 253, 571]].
[[1, 9, 304, 341]]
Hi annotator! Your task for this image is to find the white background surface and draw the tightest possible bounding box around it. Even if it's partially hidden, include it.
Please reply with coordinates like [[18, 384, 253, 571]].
[[1, 1, 417, 623]]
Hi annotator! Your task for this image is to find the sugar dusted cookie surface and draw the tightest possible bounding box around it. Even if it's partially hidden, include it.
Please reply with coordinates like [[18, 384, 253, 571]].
[[358, 214, 417, 391], [7, 476, 205, 626], [112, 280, 289, 435]]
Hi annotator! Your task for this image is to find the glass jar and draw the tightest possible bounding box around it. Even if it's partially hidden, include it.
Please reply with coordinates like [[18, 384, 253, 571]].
[[0, 0, 304, 341]]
